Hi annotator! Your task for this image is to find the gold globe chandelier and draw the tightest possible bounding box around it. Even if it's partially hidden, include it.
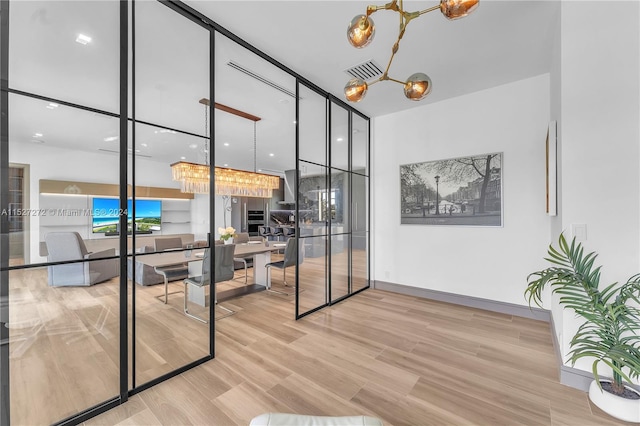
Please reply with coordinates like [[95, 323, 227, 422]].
[[170, 99, 279, 197], [345, 0, 480, 102]]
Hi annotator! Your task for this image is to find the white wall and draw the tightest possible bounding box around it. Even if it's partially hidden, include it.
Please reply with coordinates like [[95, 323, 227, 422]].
[[558, 1, 640, 371], [373, 74, 551, 306], [548, 0, 564, 354]]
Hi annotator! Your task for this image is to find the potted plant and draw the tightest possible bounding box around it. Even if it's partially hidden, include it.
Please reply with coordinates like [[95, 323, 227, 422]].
[[526, 234, 640, 422]]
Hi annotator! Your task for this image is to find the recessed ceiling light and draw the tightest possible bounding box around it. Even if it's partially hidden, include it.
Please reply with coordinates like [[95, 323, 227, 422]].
[[269, 153, 274, 157], [76, 34, 92, 45], [141, 143, 148, 147], [293, 120, 297, 124], [31, 139, 45, 144], [181, 156, 186, 160], [189, 144, 198, 149], [258, 169, 262, 172], [353, 129, 360, 134], [46, 103, 59, 109], [33, 133, 43, 137], [337, 137, 344, 142], [224, 163, 228, 167], [154, 129, 176, 134], [103, 136, 118, 142], [223, 143, 229, 147]]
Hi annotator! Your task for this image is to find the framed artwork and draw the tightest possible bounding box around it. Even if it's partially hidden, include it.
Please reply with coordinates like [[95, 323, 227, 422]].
[[546, 121, 557, 216], [400, 152, 503, 226]]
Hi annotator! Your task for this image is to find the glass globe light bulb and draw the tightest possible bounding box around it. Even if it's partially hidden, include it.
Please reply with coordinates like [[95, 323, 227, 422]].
[[344, 78, 368, 102], [404, 73, 432, 101], [347, 15, 375, 48], [440, 0, 480, 20]]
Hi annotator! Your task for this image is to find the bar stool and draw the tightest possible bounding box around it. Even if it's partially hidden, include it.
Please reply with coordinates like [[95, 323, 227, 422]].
[[259, 226, 271, 241], [282, 227, 296, 239], [270, 226, 284, 241]]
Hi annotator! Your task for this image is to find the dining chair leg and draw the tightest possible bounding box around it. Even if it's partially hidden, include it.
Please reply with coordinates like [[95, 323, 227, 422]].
[[155, 274, 179, 304], [214, 285, 236, 320], [265, 265, 294, 296], [233, 258, 248, 284], [183, 282, 208, 323]]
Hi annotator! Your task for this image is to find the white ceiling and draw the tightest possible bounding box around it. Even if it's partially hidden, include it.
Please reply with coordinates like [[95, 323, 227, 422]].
[[185, 0, 560, 118], [7, 0, 559, 176]]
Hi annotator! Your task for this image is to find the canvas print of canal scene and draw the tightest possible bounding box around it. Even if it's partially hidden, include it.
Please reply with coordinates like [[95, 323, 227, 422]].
[[400, 153, 502, 226]]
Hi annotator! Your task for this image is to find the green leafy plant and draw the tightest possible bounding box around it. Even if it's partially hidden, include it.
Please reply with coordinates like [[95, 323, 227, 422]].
[[526, 233, 640, 396]]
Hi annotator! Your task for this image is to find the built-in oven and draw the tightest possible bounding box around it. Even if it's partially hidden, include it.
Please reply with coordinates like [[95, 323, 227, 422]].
[[247, 210, 265, 236]]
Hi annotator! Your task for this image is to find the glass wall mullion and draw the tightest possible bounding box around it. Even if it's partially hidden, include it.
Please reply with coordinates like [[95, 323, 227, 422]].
[[118, 0, 129, 403], [0, 0, 9, 422]]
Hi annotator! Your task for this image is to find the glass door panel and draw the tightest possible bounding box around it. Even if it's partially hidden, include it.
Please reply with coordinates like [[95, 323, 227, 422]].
[[330, 234, 349, 301], [352, 174, 368, 233], [352, 232, 369, 292], [352, 113, 369, 176], [132, 0, 210, 389], [352, 173, 369, 292], [331, 104, 349, 172], [9, 1, 120, 114], [296, 81, 329, 316], [299, 162, 328, 236], [298, 85, 327, 166], [330, 169, 349, 302], [297, 235, 327, 314], [7, 94, 121, 425], [133, 1, 209, 135]]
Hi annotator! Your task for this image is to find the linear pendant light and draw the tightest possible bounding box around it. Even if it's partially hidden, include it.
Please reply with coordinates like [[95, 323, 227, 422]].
[[170, 99, 279, 197]]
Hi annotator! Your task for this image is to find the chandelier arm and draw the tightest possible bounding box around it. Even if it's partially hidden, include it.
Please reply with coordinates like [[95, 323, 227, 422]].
[[366, 0, 399, 16], [382, 14, 411, 79], [386, 76, 407, 85], [416, 4, 441, 16]]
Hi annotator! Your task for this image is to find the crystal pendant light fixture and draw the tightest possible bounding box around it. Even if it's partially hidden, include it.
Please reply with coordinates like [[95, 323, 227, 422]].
[[344, 0, 479, 102], [171, 100, 279, 197]]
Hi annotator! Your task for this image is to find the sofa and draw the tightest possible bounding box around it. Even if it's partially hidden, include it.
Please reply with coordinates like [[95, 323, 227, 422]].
[[45, 232, 119, 287]]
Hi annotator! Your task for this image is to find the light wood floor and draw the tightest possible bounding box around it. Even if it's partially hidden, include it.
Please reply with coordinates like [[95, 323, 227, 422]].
[[81, 289, 628, 426]]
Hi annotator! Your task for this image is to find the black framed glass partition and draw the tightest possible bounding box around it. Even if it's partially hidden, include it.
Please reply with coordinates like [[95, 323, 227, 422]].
[[4, 1, 123, 424], [0, 0, 370, 423], [130, 0, 212, 391], [295, 83, 371, 319]]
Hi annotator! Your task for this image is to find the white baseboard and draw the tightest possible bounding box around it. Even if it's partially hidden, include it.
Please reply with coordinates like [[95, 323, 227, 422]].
[[373, 280, 549, 321]]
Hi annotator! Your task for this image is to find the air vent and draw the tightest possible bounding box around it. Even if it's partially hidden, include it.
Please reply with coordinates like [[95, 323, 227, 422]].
[[98, 148, 152, 158], [258, 168, 284, 175], [227, 61, 296, 98], [344, 59, 383, 81]]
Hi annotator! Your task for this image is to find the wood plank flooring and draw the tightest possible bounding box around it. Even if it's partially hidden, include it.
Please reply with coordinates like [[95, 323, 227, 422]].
[[84, 289, 627, 426]]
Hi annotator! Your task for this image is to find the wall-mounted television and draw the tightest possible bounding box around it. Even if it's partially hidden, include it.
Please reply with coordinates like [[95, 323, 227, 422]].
[[92, 198, 162, 234]]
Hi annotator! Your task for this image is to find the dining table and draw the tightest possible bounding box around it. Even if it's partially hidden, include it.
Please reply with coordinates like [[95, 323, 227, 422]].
[[136, 241, 287, 306]]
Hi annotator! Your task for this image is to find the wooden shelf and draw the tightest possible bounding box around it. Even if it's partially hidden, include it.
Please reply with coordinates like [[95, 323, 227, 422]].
[[40, 179, 194, 200]]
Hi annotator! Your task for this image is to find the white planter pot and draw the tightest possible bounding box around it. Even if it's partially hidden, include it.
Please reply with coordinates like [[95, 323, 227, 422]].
[[589, 380, 640, 423], [224, 238, 233, 245]]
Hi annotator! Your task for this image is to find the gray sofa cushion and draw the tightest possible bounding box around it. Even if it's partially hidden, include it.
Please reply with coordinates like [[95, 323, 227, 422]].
[[45, 232, 119, 287]]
